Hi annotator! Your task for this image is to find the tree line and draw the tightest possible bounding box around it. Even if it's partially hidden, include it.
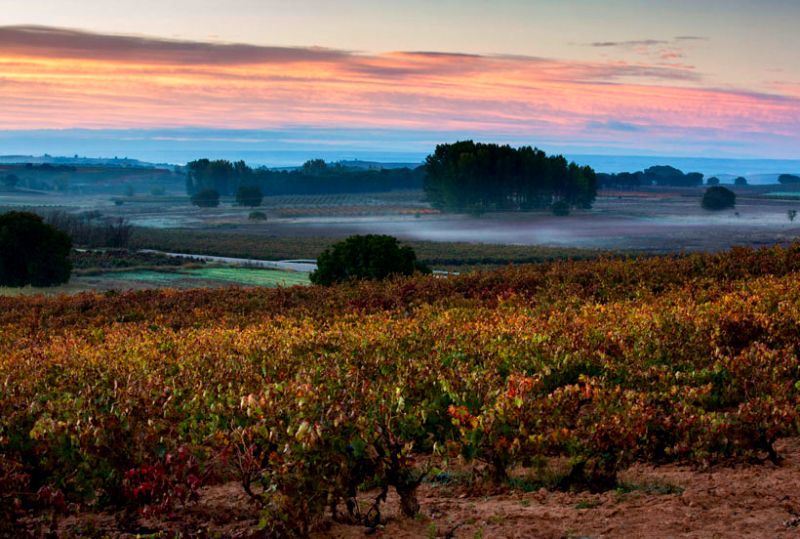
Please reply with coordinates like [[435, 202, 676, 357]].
[[597, 165, 704, 188], [184, 159, 424, 197], [422, 141, 597, 213]]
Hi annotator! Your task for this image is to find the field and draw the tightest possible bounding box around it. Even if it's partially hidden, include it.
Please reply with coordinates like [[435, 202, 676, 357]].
[[0, 250, 310, 296], [3, 244, 800, 537], [4, 188, 800, 259], [0, 267, 309, 296]]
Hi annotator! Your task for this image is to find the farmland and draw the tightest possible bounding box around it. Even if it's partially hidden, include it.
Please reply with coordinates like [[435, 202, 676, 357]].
[[3, 244, 800, 536], [5, 187, 800, 259]]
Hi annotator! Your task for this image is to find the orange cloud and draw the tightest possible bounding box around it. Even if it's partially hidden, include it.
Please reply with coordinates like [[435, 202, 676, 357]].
[[0, 25, 798, 152]]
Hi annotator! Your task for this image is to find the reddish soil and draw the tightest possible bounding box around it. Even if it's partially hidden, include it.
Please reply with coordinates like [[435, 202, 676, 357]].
[[26, 438, 800, 538]]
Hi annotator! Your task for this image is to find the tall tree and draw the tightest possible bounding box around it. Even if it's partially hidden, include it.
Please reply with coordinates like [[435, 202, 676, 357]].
[[423, 141, 597, 213]]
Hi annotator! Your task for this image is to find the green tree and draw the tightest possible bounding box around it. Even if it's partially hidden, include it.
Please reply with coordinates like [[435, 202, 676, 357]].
[[185, 159, 242, 195], [236, 185, 263, 207], [0, 211, 72, 287], [423, 141, 596, 213], [734, 176, 748, 186], [706, 177, 720, 186], [191, 189, 220, 208], [302, 159, 328, 175], [310, 234, 430, 286], [701, 186, 736, 210], [642, 166, 703, 187]]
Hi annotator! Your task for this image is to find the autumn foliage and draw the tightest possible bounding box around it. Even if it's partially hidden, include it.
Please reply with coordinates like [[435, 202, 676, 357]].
[[3, 244, 800, 533]]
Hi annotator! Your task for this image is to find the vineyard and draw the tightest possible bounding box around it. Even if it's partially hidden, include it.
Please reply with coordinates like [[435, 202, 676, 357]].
[[3, 244, 800, 535]]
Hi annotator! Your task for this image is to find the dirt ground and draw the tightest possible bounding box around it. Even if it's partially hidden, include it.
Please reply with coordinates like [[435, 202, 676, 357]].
[[35, 438, 800, 538]]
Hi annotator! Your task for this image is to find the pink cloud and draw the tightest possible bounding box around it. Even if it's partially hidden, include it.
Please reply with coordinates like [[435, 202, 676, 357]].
[[0, 25, 797, 153]]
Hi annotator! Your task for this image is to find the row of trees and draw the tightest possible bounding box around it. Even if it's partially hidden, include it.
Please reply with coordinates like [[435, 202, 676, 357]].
[[423, 141, 597, 213], [706, 176, 748, 186], [185, 159, 424, 197], [597, 165, 704, 188]]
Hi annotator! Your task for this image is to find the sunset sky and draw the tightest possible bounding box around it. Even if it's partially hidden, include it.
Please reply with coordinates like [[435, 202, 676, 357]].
[[1, 0, 799, 163]]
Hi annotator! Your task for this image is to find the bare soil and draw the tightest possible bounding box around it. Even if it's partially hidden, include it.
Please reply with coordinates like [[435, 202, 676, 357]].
[[29, 438, 800, 538]]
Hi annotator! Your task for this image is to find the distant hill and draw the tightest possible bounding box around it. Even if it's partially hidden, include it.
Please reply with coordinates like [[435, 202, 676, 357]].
[[3, 153, 798, 189], [571, 155, 800, 185], [0, 154, 174, 169], [0, 161, 183, 195], [336, 160, 422, 170]]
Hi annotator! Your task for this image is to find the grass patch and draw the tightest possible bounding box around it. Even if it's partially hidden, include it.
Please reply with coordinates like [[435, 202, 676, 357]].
[[615, 480, 684, 497], [98, 267, 310, 288], [764, 192, 800, 199], [185, 267, 309, 287], [575, 499, 602, 510]]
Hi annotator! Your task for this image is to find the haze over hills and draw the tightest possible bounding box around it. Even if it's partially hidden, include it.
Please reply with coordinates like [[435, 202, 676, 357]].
[[570, 155, 800, 185], [2, 152, 798, 186], [2, 128, 798, 183]]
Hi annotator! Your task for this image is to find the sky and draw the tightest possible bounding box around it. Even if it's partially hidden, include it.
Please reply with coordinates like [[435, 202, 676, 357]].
[[0, 0, 799, 163]]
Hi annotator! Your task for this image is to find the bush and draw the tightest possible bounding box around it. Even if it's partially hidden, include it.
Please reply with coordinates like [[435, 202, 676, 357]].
[[191, 189, 220, 208], [0, 211, 72, 287], [236, 186, 263, 207], [551, 199, 570, 216], [734, 176, 748, 186], [706, 177, 720, 186], [310, 234, 430, 286], [248, 211, 267, 221], [778, 174, 800, 185], [702, 186, 736, 210]]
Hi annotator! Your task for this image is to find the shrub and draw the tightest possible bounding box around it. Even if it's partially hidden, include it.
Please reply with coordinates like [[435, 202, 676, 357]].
[[701, 186, 736, 211], [310, 234, 430, 286], [191, 189, 220, 208], [0, 211, 72, 287], [551, 199, 570, 216], [706, 177, 720, 186], [734, 176, 748, 186], [236, 186, 263, 207], [248, 211, 267, 221]]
